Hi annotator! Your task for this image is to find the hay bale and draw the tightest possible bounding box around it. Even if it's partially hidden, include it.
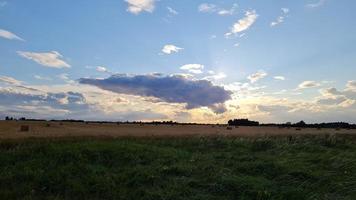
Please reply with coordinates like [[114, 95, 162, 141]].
[[296, 128, 302, 131], [226, 127, 233, 130], [20, 125, 29, 132]]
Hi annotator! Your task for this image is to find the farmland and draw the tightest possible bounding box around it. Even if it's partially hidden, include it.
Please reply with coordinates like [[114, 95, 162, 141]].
[[1, 120, 355, 139], [0, 121, 356, 199]]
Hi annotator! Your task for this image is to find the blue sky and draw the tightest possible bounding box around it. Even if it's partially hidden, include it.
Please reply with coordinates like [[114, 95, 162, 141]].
[[0, 0, 356, 123]]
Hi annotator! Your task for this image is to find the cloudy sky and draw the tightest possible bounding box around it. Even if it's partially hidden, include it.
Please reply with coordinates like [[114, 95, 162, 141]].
[[0, 0, 355, 123]]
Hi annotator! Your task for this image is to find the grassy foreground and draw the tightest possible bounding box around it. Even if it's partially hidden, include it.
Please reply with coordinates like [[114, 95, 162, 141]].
[[0, 135, 356, 200]]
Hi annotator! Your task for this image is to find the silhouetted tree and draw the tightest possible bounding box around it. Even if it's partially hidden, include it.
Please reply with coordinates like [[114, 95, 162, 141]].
[[295, 120, 307, 127], [228, 119, 259, 126]]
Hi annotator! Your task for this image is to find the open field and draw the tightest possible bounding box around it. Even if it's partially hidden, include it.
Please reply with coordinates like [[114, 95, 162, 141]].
[[1, 121, 356, 139], [1, 135, 356, 199], [1, 121, 356, 199]]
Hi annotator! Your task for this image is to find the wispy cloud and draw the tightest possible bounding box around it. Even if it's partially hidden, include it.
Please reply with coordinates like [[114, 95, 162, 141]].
[[225, 10, 258, 37], [161, 44, 183, 54], [274, 76, 285, 81], [306, 0, 326, 8], [203, 72, 227, 81], [17, 51, 70, 68], [95, 66, 114, 74], [96, 66, 109, 73], [198, 3, 238, 16], [180, 64, 204, 74], [167, 7, 178, 15], [0, 75, 23, 85], [297, 81, 321, 89], [125, 0, 155, 14], [247, 71, 267, 83], [34, 75, 52, 81], [0, 29, 24, 41], [198, 3, 216, 13], [270, 8, 289, 27]]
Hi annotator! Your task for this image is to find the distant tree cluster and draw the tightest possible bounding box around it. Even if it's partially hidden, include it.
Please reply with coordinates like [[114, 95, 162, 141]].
[[3, 116, 355, 129], [227, 119, 356, 129], [261, 120, 356, 129], [228, 119, 259, 126], [5, 116, 15, 121]]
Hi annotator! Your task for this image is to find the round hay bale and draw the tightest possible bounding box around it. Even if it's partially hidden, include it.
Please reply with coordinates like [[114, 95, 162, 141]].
[[20, 125, 30, 132]]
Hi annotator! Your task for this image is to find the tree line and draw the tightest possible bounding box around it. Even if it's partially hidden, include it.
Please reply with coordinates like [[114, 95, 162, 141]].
[[4, 116, 356, 129], [228, 118, 356, 129]]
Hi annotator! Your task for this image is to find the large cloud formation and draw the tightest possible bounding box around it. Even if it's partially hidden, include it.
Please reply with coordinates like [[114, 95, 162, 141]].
[[79, 74, 232, 113]]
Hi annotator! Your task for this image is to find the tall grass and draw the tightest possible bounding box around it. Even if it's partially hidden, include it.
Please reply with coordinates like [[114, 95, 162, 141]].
[[0, 135, 356, 199]]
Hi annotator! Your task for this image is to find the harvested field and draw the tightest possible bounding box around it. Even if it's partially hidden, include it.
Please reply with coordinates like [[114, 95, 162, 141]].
[[0, 121, 355, 139]]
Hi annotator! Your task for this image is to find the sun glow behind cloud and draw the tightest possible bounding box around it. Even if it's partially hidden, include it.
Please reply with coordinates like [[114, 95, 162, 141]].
[[0, 0, 355, 123]]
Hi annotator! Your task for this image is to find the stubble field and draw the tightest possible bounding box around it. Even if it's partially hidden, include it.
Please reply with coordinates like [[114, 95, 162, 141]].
[[1, 121, 356, 199]]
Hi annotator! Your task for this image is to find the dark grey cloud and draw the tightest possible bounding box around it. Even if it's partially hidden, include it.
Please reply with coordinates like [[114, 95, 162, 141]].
[[79, 74, 232, 112], [317, 96, 348, 105], [0, 90, 89, 117]]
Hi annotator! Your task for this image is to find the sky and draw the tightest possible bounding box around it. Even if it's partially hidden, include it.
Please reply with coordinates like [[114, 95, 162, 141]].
[[0, 0, 356, 123]]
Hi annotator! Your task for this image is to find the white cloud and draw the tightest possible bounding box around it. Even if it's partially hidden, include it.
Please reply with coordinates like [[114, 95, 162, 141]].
[[298, 81, 321, 89], [203, 72, 227, 81], [58, 73, 69, 80], [167, 7, 178, 15], [198, 3, 237, 16], [96, 66, 109, 73], [226, 10, 258, 36], [198, 3, 216, 13], [346, 80, 356, 91], [281, 8, 289, 14], [57, 73, 74, 84], [125, 0, 155, 14], [217, 3, 238, 16], [0, 76, 23, 85], [0, 29, 24, 41], [274, 76, 285, 81], [161, 44, 183, 54], [180, 64, 204, 74], [306, 0, 326, 8], [271, 16, 284, 27], [247, 71, 267, 83], [34, 75, 52, 81], [270, 8, 289, 27], [17, 51, 70, 68]]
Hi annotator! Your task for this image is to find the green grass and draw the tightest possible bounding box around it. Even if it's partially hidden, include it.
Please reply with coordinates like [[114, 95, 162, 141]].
[[0, 135, 356, 200]]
